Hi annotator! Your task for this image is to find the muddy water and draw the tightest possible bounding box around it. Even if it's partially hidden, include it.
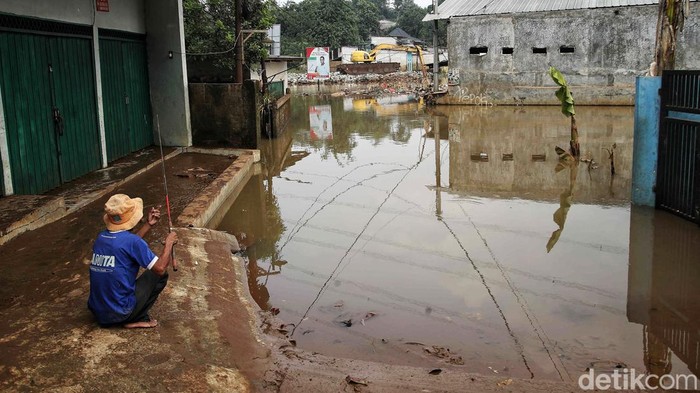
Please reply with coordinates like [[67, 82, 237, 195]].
[[216, 96, 700, 382]]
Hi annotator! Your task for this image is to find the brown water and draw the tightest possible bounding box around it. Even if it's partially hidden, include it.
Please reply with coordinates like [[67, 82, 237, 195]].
[[216, 95, 700, 383]]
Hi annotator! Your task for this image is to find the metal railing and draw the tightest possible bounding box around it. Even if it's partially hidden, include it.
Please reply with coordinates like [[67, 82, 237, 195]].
[[657, 71, 700, 224]]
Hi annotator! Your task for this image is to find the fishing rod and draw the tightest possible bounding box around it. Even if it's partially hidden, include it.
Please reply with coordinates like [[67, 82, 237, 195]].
[[156, 115, 177, 272]]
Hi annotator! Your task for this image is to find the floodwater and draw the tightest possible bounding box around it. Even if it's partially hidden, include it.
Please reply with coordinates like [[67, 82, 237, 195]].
[[216, 94, 700, 383]]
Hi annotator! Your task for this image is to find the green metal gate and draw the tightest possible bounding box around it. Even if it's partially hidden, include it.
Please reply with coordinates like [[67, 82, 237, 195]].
[[0, 16, 101, 194], [100, 32, 152, 162]]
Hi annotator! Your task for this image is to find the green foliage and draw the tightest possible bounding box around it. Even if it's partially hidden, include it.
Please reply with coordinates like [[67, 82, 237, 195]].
[[549, 66, 575, 117], [353, 0, 382, 41], [183, 0, 273, 76], [274, 0, 360, 54], [396, 1, 428, 40], [273, 0, 447, 56]]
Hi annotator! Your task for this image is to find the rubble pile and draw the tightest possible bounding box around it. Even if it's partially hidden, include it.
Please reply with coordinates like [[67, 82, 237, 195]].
[[289, 71, 438, 99], [289, 71, 430, 85]]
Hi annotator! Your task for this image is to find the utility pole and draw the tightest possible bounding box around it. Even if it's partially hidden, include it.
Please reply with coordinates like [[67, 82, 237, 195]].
[[235, 0, 243, 83], [432, 0, 439, 92], [432, 0, 442, 218]]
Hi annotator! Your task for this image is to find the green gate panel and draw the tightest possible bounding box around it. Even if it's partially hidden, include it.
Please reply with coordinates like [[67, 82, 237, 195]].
[[100, 39, 129, 161], [100, 38, 152, 162], [48, 36, 101, 183], [123, 41, 153, 152], [0, 32, 61, 194]]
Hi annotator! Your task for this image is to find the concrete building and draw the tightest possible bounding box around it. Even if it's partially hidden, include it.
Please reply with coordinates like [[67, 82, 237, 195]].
[[0, 0, 190, 196], [425, 0, 700, 106]]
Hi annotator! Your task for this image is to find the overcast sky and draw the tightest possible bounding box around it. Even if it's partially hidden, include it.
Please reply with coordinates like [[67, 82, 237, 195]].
[[276, 0, 435, 9]]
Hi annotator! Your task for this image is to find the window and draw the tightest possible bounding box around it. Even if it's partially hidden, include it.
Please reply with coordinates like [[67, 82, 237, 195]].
[[560, 46, 575, 54], [469, 46, 488, 55], [532, 47, 547, 54], [502, 47, 514, 55]]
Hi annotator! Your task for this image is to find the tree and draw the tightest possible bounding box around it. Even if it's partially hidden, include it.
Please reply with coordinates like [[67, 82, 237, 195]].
[[395, 0, 425, 40], [183, 0, 273, 78], [353, 0, 382, 41], [654, 0, 691, 73], [273, 0, 360, 54]]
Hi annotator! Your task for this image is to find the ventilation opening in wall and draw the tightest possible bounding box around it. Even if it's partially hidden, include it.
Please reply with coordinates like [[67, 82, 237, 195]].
[[502, 47, 514, 55], [532, 47, 547, 54], [560, 46, 575, 54], [469, 46, 488, 55]]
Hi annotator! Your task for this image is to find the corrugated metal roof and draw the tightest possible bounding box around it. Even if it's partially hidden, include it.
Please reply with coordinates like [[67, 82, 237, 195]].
[[423, 0, 697, 21]]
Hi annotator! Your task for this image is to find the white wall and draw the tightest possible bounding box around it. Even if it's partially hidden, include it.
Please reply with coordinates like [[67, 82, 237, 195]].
[[146, 0, 191, 147], [0, 0, 146, 33]]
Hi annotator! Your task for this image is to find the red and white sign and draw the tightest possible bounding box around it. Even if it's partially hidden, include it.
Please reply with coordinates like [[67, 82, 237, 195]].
[[306, 47, 330, 80], [96, 0, 109, 12]]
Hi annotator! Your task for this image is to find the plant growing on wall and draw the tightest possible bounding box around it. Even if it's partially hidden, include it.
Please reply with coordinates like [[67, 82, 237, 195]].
[[549, 66, 580, 158]]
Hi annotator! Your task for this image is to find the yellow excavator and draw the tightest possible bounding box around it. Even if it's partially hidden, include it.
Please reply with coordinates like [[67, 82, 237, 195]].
[[338, 44, 427, 76]]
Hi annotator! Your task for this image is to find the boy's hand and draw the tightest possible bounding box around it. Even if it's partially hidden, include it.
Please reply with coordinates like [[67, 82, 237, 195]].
[[147, 206, 161, 226]]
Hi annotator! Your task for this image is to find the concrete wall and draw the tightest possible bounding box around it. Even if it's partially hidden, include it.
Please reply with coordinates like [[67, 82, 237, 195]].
[[443, 4, 700, 106], [1, 0, 145, 33], [145, 0, 191, 147], [189, 81, 261, 149]]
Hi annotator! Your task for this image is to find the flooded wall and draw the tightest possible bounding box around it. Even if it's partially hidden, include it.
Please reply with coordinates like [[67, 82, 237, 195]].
[[189, 81, 260, 148], [444, 3, 700, 106], [447, 106, 633, 204]]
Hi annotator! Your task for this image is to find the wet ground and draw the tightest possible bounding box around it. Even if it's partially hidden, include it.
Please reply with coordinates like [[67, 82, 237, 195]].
[[217, 94, 700, 384], [0, 152, 236, 388]]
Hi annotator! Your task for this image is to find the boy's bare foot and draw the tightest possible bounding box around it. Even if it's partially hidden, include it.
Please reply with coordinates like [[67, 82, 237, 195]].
[[123, 319, 158, 329]]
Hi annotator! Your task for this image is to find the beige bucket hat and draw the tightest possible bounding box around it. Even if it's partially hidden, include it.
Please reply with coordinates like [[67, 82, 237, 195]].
[[103, 194, 143, 231]]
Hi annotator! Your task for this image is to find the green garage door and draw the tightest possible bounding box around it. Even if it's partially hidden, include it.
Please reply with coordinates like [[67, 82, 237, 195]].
[[0, 18, 101, 194], [100, 33, 152, 162]]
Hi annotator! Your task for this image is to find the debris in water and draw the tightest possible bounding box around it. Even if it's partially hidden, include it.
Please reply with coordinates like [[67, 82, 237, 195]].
[[488, 366, 499, 374], [270, 307, 280, 315], [339, 319, 353, 327], [302, 329, 314, 335], [429, 368, 442, 375], [497, 378, 513, 386], [361, 311, 378, 325], [345, 375, 369, 386], [333, 301, 344, 308], [175, 167, 215, 178]]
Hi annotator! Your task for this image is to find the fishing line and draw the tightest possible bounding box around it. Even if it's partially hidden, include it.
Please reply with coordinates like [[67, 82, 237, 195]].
[[282, 162, 405, 248], [290, 159, 424, 337], [156, 115, 177, 272], [440, 217, 535, 379], [458, 204, 568, 381], [278, 167, 409, 253]]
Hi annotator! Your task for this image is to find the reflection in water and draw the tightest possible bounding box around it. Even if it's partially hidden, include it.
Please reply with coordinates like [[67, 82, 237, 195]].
[[546, 160, 578, 253], [628, 207, 700, 382], [216, 97, 699, 382], [448, 107, 631, 204]]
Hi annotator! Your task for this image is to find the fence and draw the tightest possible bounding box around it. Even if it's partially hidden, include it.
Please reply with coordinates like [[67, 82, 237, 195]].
[[656, 70, 700, 224]]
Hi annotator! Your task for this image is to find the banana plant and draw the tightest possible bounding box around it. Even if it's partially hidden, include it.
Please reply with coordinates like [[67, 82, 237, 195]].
[[549, 66, 580, 158]]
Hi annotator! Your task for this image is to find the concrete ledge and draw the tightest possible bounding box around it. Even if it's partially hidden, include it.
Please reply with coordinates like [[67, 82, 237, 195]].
[[0, 195, 66, 246], [184, 147, 260, 163], [176, 153, 255, 228]]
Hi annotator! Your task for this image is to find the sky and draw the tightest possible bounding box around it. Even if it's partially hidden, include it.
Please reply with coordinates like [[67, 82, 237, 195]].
[[276, 0, 435, 8]]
